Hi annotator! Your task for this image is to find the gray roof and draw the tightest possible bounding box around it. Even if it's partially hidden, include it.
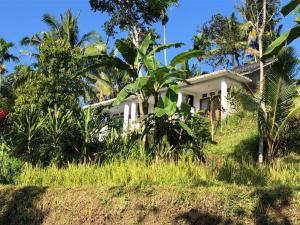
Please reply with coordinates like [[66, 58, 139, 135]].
[[230, 58, 277, 75]]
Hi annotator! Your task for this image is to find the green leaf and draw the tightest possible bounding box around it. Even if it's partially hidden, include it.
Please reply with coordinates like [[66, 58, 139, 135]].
[[142, 54, 159, 72], [113, 83, 135, 106], [154, 84, 179, 117], [135, 77, 149, 90], [281, 0, 300, 16], [79, 55, 134, 77], [170, 50, 204, 66], [179, 121, 195, 138], [293, 6, 300, 15], [140, 33, 153, 55], [149, 43, 184, 55], [84, 42, 107, 57], [263, 24, 300, 59], [115, 39, 136, 65], [153, 107, 167, 117], [180, 102, 191, 115], [113, 77, 148, 106]]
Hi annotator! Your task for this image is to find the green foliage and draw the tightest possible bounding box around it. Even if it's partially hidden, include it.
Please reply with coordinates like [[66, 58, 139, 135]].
[[10, 105, 44, 160], [193, 13, 246, 68], [0, 152, 23, 184], [14, 38, 85, 114], [21, 10, 99, 48], [180, 113, 211, 159], [77, 108, 106, 162], [263, 0, 300, 59], [45, 105, 73, 162], [0, 38, 19, 73], [230, 47, 300, 161], [0, 74, 15, 110], [89, 0, 178, 37], [96, 129, 143, 163]]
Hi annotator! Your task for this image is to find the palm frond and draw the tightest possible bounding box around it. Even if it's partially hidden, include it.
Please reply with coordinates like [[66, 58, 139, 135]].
[[43, 13, 61, 32], [78, 32, 101, 47]]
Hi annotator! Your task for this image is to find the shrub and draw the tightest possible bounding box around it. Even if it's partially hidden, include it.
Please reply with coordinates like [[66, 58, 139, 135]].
[[0, 147, 24, 184]]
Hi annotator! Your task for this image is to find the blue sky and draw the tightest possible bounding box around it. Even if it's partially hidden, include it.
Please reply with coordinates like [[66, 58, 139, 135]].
[[1, 0, 299, 73]]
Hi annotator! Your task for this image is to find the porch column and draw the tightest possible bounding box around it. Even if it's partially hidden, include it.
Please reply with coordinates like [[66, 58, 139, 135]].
[[177, 91, 183, 108], [221, 77, 228, 119], [130, 101, 137, 130], [194, 95, 201, 112], [148, 103, 154, 113], [123, 102, 130, 131]]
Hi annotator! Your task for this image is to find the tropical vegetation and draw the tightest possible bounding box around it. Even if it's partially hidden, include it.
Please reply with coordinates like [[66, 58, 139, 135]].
[[0, 0, 300, 224]]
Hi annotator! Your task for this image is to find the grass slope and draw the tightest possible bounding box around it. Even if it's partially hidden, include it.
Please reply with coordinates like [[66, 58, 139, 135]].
[[0, 115, 299, 225], [0, 185, 299, 225], [204, 114, 258, 158]]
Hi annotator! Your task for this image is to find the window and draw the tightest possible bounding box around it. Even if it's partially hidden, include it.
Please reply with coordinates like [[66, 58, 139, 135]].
[[200, 98, 209, 115]]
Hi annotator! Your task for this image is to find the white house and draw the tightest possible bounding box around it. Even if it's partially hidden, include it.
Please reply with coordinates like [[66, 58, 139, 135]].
[[85, 69, 257, 131]]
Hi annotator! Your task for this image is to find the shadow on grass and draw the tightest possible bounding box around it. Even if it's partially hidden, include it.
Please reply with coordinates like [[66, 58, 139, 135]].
[[253, 186, 298, 225], [216, 134, 269, 186], [0, 186, 47, 225], [173, 209, 235, 225], [229, 134, 259, 163]]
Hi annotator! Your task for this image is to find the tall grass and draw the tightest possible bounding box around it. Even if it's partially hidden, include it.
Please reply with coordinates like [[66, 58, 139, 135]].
[[18, 155, 300, 187]]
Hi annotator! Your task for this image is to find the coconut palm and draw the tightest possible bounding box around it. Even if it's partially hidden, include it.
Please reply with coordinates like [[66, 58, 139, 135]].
[[0, 38, 19, 94], [232, 47, 300, 161], [0, 39, 19, 74], [21, 10, 100, 48], [160, 0, 179, 65]]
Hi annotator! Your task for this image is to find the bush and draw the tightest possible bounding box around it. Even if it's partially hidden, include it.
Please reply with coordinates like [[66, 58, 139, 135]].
[[160, 112, 210, 160], [96, 129, 143, 163], [0, 152, 24, 184]]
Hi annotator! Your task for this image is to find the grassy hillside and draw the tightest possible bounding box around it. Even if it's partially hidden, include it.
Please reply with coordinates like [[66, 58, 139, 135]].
[[0, 185, 299, 225], [0, 115, 299, 225], [204, 114, 258, 158]]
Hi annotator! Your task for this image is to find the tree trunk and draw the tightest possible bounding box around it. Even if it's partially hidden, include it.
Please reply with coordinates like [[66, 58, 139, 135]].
[[132, 26, 146, 117], [163, 24, 167, 66], [258, 0, 267, 165], [132, 26, 148, 148], [153, 93, 160, 145]]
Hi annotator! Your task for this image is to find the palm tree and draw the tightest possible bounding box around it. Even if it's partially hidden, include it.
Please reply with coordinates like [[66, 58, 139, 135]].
[[232, 47, 300, 161], [159, 1, 178, 65], [236, 0, 280, 164], [0, 38, 19, 91], [21, 10, 100, 48]]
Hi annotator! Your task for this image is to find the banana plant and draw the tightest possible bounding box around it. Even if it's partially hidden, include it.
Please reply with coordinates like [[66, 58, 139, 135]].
[[263, 0, 300, 59], [80, 32, 185, 118], [113, 45, 204, 144]]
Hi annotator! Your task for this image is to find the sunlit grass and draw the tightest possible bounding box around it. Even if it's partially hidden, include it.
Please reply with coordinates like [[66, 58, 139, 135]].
[[18, 156, 300, 188]]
